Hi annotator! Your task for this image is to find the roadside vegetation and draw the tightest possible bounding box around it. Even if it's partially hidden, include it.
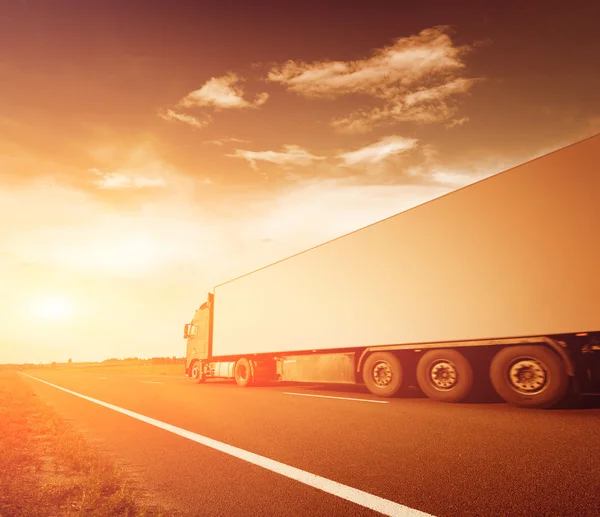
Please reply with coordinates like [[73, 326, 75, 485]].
[[0, 370, 174, 517], [10, 357, 187, 378], [71, 364, 185, 376]]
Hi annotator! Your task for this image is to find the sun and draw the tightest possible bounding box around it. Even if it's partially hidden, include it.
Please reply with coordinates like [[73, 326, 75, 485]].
[[28, 295, 74, 322]]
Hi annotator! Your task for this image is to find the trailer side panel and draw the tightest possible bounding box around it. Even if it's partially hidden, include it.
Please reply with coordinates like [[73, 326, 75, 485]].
[[212, 135, 600, 357]]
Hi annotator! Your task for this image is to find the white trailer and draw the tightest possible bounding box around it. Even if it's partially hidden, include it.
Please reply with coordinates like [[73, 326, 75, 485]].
[[184, 134, 600, 408]]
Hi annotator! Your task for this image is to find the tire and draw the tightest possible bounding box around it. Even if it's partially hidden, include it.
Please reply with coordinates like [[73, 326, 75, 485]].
[[191, 361, 206, 383], [416, 349, 474, 403], [234, 358, 253, 388], [362, 352, 403, 397], [490, 345, 569, 408]]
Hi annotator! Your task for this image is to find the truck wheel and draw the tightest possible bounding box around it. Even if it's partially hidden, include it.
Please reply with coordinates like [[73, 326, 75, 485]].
[[362, 352, 403, 397], [234, 358, 253, 388], [190, 361, 200, 380], [196, 363, 206, 384], [416, 349, 473, 403], [490, 345, 569, 408]]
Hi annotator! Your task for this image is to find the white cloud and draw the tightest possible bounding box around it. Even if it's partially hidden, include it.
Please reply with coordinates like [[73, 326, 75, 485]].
[[90, 169, 167, 190], [337, 136, 418, 166], [268, 26, 466, 96], [267, 26, 479, 133], [88, 144, 184, 190], [445, 116, 469, 129], [428, 169, 490, 188], [158, 109, 212, 129], [330, 77, 479, 134], [227, 144, 326, 170], [203, 137, 250, 146], [407, 155, 519, 189], [403, 78, 473, 107], [178, 73, 269, 110]]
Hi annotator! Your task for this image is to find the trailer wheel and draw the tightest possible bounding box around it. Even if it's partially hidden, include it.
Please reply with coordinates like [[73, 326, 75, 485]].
[[362, 352, 403, 397], [416, 349, 473, 403], [234, 358, 253, 388], [490, 345, 569, 408]]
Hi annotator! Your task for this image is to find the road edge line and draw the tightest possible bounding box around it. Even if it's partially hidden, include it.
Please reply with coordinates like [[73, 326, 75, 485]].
[[283, 392, 389, 404], [20, 373, 432, 517]]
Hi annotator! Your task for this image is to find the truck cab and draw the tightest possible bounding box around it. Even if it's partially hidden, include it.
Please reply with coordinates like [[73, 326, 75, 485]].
[[184, 293, 213, 379]]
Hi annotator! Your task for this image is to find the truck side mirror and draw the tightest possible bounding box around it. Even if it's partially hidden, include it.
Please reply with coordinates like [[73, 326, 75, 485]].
[[183, 324, 189, 339]]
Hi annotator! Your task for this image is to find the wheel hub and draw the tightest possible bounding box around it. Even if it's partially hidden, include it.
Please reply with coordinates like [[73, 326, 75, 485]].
[[508, 358, 548, 394], [372, 361, 393, 387], [430, 361, 458, 390]]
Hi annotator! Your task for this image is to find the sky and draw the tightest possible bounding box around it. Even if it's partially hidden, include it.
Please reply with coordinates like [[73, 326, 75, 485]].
[[1, 0, 599, 364]]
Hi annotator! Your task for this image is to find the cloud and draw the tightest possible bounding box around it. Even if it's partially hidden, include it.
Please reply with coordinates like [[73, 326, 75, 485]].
[[267, 26, 479, 133], [203, 137, 250, 146], [337, 136, 418, 166], [90, 169, 167, 190], [267, 26, 466, 96], [227, 145, 326, 170], [445, 116, 469, 129], [158, 109, 212, 129], [178, 73, 269, 110], [407, 153, 519, 189], [427, 169, 491, 188], [329, 75, 479, 134], [87, 143, 188, 191]]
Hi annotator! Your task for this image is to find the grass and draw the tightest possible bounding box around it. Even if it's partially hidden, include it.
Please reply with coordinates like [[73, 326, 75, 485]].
[[69, 364, 186, 376], [0, 371, 177, 517]]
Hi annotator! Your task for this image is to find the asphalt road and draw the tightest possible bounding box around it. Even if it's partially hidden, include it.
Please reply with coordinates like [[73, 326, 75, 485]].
[[21, 370, 600, 517]]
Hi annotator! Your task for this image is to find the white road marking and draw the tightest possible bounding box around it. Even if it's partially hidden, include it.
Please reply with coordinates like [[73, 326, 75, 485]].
[[140, 381, 164, 385], [21, 373, 431, 517], [284, 392, 389, 404], [98, 377, 107, 380]]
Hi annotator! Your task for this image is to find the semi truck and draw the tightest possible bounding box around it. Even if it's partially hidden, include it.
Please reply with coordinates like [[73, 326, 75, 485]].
[[184, 134, 600, 409]]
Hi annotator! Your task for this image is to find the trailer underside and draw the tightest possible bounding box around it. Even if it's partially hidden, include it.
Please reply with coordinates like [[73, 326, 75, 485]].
[[186, 332, 600, 409]]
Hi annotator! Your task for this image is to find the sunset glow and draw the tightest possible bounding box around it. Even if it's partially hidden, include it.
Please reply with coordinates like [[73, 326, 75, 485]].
[[0, 1, 598, 365], [28, 295, 74, 322]]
